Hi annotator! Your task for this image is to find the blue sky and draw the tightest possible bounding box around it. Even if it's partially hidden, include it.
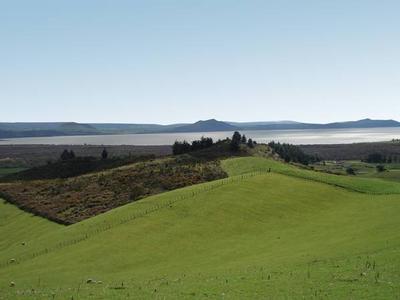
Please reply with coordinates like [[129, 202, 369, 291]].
[[1, 0, 399, 124]]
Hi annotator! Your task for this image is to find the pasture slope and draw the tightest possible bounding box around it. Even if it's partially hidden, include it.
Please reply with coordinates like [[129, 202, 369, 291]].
[[0, 157, 400, 299]]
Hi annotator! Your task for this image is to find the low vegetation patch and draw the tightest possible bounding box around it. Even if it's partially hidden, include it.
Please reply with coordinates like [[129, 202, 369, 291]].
[[0, 157, 227, 224], [0, 167, 26, 178]]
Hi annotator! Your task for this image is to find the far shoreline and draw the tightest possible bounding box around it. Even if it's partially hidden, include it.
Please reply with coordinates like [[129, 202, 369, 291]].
[[1, 126, 400, 146]]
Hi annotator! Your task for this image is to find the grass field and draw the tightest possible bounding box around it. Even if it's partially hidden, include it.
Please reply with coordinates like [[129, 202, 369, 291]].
[[222, 157, 400, 194], [0, 168, 26, 178], [1, 157, 400, 299], [310, 160, 400, 183]]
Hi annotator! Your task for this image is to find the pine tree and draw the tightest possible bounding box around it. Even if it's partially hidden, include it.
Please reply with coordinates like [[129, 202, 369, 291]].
[[230, 131, 242, 151], [247, 138, 254, 148], [60, 149, 75, 160]]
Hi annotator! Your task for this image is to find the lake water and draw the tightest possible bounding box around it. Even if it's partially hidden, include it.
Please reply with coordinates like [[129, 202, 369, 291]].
[[1, 127, 400, 146]]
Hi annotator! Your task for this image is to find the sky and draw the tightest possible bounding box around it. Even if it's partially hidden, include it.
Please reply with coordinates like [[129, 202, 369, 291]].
[[1, 0, 400, 124]]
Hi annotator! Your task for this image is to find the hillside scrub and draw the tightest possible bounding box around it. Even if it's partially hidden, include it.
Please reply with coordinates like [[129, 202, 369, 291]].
[[0, 157, 227, 224]]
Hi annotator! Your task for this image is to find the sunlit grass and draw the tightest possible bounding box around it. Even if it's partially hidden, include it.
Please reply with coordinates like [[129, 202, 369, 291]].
[[1, 157, 400, 299]]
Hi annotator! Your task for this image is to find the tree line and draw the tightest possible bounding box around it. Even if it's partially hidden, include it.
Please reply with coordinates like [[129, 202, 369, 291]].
[[229, 131, 255, 151], [172, 132, 256, 155], [268, 141, 320, 165], [172, 137, 214, 155], [364, 152, 399, 164], [60, 148, 108, 161]]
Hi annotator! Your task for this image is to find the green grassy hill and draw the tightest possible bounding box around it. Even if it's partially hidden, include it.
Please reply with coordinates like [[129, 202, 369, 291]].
[[222, 157, 400, 194], [1, 157, 400, 299]]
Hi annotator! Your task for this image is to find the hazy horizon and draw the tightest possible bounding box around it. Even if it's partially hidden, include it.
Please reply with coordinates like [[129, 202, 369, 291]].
[[2, 1, 400, 123], [0, 117, 399, 126]]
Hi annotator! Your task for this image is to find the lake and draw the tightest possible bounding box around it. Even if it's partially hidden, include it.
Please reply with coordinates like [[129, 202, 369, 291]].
[[1, 127, 400, 146]]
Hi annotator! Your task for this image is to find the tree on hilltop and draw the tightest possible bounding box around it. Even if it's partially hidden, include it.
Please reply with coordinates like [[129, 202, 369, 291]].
[[247, 138, 254, 148], [230, 131, 242, 151]]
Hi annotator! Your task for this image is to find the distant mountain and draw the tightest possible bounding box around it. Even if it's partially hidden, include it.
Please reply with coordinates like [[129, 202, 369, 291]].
[[165, 119, 239, 133], [0, 129, 65, 139], [0, 122, 100, 138], [0, 119, 399, 139], [319, 118, 400, 129], [235, 119, 400, 131], [227, 120, 300, 127], [58, 122, 98, 133], [90, 123, 186, 134]]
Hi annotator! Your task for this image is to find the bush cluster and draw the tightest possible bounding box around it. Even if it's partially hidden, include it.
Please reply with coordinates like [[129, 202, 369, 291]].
[[173, 137, 214, 155]]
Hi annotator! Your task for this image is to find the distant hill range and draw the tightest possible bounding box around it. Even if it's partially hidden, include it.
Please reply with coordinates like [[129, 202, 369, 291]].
[[164, 119, 238, 133], [0, 118, 399, 139], [0, 122, 98, 139], [227, 118, 400, 131]]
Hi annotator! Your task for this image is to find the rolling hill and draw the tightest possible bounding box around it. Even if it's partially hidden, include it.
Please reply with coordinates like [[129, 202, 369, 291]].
[[1, 157, 400, 299]]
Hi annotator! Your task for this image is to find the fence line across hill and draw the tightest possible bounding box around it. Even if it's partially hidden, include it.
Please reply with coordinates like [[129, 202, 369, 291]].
[[0, 171, 270, 270]]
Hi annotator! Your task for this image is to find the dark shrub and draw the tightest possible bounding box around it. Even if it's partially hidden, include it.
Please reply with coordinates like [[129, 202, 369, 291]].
[[101, 148, 108, 160], [376, 165, 386, 172], [365, 153, 385, 163], [247, 138, 254, 148]]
